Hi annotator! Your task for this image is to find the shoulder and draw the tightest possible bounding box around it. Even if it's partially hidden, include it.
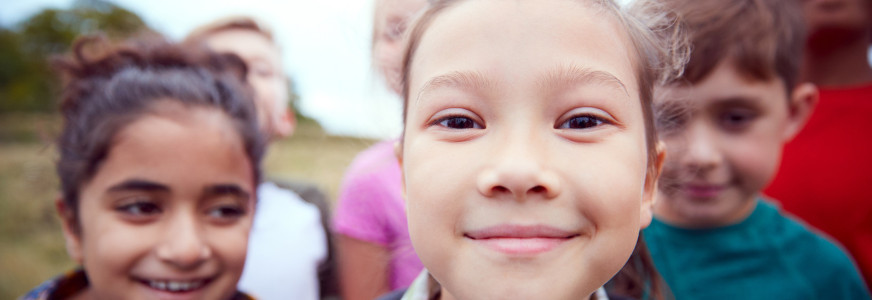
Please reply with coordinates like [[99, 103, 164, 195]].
[[343, 140, 401, 180], [20, 269, 88, 300]]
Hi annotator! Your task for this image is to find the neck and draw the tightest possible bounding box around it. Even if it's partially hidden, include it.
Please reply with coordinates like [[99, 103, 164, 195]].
[[802, 34, 872, 88]]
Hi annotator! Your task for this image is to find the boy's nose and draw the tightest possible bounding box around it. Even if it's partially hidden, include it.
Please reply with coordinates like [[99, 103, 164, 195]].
[[682, 125, 723, 172], [476, 136, 562, 200], [156, 213, 211, 269]]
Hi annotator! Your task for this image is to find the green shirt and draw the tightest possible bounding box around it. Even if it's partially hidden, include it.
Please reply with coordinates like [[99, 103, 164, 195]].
[[643, 199, 870, 300]]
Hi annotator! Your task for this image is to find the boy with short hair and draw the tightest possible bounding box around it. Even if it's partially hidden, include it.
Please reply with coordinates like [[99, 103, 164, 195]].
[[185, 17, 331, 300], [642, 0, 870, 298]]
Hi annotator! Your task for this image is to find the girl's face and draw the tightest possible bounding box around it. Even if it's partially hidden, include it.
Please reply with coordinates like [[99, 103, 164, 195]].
[[401, 1, 659, 299], [373, 0, 427, 94], [60, 103, 256, 300]]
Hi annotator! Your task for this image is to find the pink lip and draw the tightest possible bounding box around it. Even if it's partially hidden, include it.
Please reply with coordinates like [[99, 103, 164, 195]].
[[465, 225, 577, 255], [681, 183, 726, 198]]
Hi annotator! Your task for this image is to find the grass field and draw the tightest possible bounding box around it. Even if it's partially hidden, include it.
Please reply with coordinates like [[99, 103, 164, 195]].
[[0, 113, 375, 299]]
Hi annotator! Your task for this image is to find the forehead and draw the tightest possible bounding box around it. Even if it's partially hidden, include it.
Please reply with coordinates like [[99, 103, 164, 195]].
[[656, 61, 788, 106], [376, 0, 427, 22], [205, 29, 281, 63], [409, 0, 638, 94]]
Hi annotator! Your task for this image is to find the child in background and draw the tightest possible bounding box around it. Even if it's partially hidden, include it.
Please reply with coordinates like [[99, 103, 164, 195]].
[[185, 17, 330, 300], [21, 36, 264, 299], [642, 0, 870, 298], [765, 0, 872, 289], [332, 0, 427, 299], [385, 0, 683, 298]]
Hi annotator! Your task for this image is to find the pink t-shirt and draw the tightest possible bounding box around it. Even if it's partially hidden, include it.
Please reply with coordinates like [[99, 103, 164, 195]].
[[333, 140, 424, 290]]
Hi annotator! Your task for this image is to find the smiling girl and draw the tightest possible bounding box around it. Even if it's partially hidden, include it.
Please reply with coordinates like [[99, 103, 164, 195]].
[[21, 36, 265, 300], [390, 0, 685, 299]]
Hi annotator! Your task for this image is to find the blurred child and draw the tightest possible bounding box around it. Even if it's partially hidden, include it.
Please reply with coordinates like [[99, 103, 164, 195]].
[[332, 0, 427, 299], [765, 0, 872, 288], [185, 17, 330, 300], [642, 0, 871, 298], [382, 0, 685, 298], [20, 36, 264, 299]]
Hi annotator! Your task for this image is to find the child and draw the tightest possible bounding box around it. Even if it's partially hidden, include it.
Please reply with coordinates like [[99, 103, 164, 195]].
[[641, 0, 871, 298], [386, 0, 683, 298], [20, 36, 264, 299], [185, 17, 331, 300], [765, 0, 872, 288], [333, 0, 427, 298]]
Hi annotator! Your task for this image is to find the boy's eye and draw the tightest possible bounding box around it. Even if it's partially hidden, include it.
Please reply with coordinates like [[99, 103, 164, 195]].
[[719, 109, 757, 131], [558, 115, 605, 129], [436, 116, 483, 129]]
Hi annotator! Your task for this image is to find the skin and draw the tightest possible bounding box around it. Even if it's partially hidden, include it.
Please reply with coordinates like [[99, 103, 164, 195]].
[[801, 0, 872, 86], [654, 60, 817, 228], [338, 0, 426, 299], [205, 29, 296, 140], [58, 102, 256, 300], [400, 1, 661, 299]]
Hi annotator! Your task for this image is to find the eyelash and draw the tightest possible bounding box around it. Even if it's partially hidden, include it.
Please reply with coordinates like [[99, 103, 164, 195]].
[[556, 108, 614, 130], [206, 204, 247, 222], [431, 113, 484, 130], [115, 198, 162, 221]]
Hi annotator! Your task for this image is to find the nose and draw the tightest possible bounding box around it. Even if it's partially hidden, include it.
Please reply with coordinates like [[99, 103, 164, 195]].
[[156, 212, 211, 270], [681, 124, 723, 173], [476, 135, 562, 200]]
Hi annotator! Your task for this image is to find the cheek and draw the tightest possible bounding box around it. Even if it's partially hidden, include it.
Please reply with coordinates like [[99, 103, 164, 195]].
[[207, 220, 252, 273]]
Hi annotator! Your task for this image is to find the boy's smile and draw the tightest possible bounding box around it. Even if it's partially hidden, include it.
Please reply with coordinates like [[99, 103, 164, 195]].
[[400, 0, 660, 299]]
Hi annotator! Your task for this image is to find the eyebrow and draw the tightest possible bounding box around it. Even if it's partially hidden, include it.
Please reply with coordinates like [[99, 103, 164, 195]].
[[107, 179, 170, 193], [538, 64, 630, 98], [202, 184, 252, 201], [415, 71, 494, 105], [415, 65, 630, 104]]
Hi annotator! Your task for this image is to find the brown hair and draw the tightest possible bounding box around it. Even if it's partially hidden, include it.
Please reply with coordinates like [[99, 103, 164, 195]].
[[54, 35, 266, 226], [399, 0, 688, 298], [659, 0, 806, 92], [184, 16, 277, 48]]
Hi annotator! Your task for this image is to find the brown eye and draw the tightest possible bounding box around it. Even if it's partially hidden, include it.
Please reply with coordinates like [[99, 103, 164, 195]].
[[558, 115, 605, 129], [436, 116, 483, 129]]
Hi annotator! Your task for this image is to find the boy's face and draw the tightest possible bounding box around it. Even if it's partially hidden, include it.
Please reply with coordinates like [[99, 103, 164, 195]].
[[653, 61, 796, 228], [205, 29, 295, 139], [60, 104, 256, 300], [373, 0, 427, 94], [401, 1, 658, 299]]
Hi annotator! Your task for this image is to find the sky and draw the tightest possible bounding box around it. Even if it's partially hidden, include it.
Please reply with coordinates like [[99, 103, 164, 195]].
[[1, 0, 404, 139]]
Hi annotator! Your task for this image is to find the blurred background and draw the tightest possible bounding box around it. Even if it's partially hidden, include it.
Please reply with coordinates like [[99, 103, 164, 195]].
[[0, 0, 387, 297]]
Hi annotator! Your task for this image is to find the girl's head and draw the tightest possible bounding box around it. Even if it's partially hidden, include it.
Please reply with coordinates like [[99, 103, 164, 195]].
[[372, 0, 428, 94], [397, 0, 683, 299], [54, 36, 265, 299], [186, 17, 296, 140]]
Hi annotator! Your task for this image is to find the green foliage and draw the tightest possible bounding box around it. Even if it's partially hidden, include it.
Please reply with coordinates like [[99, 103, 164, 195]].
[[0, 0, 151, 113]]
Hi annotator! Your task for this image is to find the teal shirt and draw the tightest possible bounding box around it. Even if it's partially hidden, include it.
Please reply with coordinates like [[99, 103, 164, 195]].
[[643, 199, 870, 300]]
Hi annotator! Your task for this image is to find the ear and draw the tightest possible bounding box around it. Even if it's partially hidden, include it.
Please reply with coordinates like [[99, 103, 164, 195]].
[[640, 141, 666, 229], [273, 108, 297, 138], [56, 198, 84, 264], [782, 83, 818, 141]]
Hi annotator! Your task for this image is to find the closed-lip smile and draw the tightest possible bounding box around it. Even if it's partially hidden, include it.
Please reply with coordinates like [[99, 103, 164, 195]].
[[465, 224, 578, 255]]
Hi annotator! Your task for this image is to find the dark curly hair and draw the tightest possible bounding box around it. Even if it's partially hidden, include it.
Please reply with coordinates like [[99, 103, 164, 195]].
[[53, 35, 266, 226]]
